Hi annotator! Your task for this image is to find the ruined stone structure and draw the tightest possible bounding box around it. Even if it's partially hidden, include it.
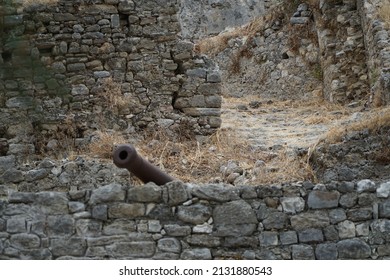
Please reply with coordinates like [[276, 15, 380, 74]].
[[1, 0, 390, 260], [0, 0, 222, 160]]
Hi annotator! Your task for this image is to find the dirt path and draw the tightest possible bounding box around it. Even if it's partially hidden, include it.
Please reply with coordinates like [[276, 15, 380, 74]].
[[220, 96, 358, 152]]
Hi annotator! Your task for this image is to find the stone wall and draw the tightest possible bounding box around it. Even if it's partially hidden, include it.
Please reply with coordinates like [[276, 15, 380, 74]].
[[313, 0, 369, 105], [0, 0, 222, 160], [0, 177, 389, 260], [358, 0, 390, 106], [179, 0, 265, 39]]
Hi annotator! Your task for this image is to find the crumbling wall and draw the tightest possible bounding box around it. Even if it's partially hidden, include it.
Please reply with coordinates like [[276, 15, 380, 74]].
[[312, 0, 369, 105], [0, 179, 389, 259], [358, 0, 390, 106], [0, 0, 222, 160], [179, 0, 266, 39]]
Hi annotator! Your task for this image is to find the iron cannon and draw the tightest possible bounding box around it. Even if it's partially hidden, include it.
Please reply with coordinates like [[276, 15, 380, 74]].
[[113, 144, 175, 185]]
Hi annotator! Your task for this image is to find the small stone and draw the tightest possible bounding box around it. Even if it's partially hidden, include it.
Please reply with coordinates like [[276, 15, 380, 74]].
[[89, 183, 126, 204], [158, 238, 181, 253], [379, 201, 390, 218], [259, 231, 278, 246], [315, 243, 338, 260], [356, 179, 376, 193], [177, 203, 211, 224], [308, 190, 340, 209], [280, 231, 298, 245], [298, 228, 324, 243], [128, 183, 162, 203], [92, 205, 108, 221], [377, 182, 390, 198], [181, 248, 212, 260], [337, 220, 356, 239], [280, 197, 305, 214], [68, 202, 85, 213], [292, 244, 315, 260], [337, 239, 371, 259], [329, 208, 347, 224]]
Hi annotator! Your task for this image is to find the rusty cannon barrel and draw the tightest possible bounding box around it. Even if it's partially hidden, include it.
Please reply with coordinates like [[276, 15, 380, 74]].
[[113, 144, 175, 185]]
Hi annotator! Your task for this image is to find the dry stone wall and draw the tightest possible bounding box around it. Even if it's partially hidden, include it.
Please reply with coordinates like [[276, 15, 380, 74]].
[[0, 0, 222, 161], [0, 178, 389, 260], [358, 0, 390, 106]]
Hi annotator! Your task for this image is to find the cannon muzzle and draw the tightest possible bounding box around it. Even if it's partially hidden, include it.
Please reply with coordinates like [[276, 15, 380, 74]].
[[113, 144, 174, 185]]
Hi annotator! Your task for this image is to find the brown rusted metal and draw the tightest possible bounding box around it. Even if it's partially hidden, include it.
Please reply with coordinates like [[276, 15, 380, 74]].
[[113, 144, 174, 185]]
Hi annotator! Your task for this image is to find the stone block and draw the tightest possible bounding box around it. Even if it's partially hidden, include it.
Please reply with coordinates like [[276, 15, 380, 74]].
[[51, 237, 87, 257], [298, 228, 324, 243], [0, 155, 16, 174], [337, 239, 371, 259], [214, 200, 257, 225], [224, 236, 258, 248], [181, 248, 212, 260], [35, 192, 68, 215], [339, 193, 358, 208], [337, 220, 356, 239], [292, 244, 315, 260], [347, 208, 372, 221], [128, 183, 162, 203], [379, 201, 390, 218], [148, 220, 162, 233], [356, 179, 376, 193], [263, 212, 288, 230], [329, 208, 347, 224], [47, 215, 75, 236], [315, 243, 338, 260], [106, 241, 155, 258], [103, 219, 136, 235], [280, 231, 298, 245], [186, 235, 221, 247], [75, 219, 102, 237], [377, 182, 390, 198], [308, 190, 340, 209], [163, 181, 189, 205], [10, 233, 40, 250], [158, 238, 181, 253], [68, 202, 85, 213], [108, 203, 145, 218], [259, 231, 278, 246], [280, 197, 305, 214], [163, 224, 191, 236], [89, 183, 126, 204], [214, 224, 257, 237], [7, 218, 26, 233], [8, 192, 36, 203], [189, 184, 240, 202], [290, 211, 330, 230], [177, 203, 211, 224], [92, 205, 108, 221]]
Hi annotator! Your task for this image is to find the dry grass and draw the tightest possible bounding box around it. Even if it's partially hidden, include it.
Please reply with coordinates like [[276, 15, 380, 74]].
[[96, 77, 131, 112], [194, 17, 265, 56], [322, 107, 390, 144], [379, 0, 390, 28], [133, 127, 315, 185], [82, 120, 315, 185], [87, 130, 127, 159]]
